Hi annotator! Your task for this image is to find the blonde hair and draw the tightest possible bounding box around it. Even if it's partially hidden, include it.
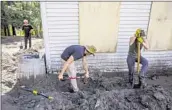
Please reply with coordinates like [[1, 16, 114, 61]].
[[23, 19, 28, 23]]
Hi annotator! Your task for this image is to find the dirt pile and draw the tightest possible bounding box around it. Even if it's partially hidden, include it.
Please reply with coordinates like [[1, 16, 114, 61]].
[[1, 52, 17, 91], [1, 36, 44, 94], [2, 71, 172, 110]]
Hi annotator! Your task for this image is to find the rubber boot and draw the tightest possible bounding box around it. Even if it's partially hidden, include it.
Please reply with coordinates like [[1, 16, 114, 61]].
[[139, 76, 147, 89], [129, 75, 133, 85]]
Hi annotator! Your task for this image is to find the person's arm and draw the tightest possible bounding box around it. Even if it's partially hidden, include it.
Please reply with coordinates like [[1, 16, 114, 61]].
[[30, 25, 33, 30], [82, 56, 89, 78], [29, 25, 33, 33], [129, 36, 137, 46], [82, 56, 89, 72], [142, 38, 149, 50], [22, 25, 24, 30], [58, 55, 74, 80]]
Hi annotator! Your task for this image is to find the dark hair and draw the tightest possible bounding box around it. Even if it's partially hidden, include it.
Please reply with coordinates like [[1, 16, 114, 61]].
[[140, 30, 146, 37]]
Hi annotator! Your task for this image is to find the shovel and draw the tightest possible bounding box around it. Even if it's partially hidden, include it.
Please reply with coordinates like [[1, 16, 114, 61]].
[[61, 76, 84, 81], [132, 42, 141, 88], [20, 86, 53, 100]]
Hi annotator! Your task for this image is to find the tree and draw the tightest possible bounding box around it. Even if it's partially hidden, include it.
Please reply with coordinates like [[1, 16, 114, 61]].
[[1, 1, 10, 36], [1, 1, 42, 37]]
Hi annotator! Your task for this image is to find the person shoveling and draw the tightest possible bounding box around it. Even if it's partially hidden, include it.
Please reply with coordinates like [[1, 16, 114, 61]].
[[58, 45, 97, 93], [127, 29, 149, 88]]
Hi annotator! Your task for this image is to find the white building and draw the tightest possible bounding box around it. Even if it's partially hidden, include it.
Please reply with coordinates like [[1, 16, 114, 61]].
[[40, 2, 172, 73]]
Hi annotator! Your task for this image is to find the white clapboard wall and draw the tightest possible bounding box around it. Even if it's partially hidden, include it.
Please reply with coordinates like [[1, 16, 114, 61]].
[[17, 55, 45, 79], [41, 2, 79, 72], [41, 2, 172, 73]]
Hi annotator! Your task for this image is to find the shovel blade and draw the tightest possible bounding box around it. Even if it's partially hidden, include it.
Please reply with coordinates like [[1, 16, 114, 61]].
[[132, 74, 141, 89], [20, 45, 23, 49]]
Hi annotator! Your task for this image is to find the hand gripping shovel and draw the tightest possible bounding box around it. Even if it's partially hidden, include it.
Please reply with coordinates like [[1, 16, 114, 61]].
[[132, 42, 141, 88]]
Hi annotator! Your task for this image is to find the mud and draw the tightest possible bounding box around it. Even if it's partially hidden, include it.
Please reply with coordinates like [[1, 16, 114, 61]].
[[2, 36, 172, 110], [2, 70, 172, 110]]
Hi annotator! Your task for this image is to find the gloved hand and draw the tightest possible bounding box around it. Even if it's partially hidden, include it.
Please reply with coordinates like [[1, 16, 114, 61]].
[[137, 37, 144, 43], [135, 29, 141, 38]]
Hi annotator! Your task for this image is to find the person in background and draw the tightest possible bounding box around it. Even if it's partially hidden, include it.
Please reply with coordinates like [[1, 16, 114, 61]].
[[127, 29, 149, 88], [58, 45, 97, 93], [22, 19, 33, 49]]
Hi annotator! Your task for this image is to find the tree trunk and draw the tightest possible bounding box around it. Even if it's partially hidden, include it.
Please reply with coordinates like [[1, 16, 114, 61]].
[[7, 25, 10, 36], [37, 26, 40, 38], [34, 29, 38, 38], [40, 22, 42, 38], [22, 2, 25, 10], [22, 1, 25, 20], [12, 24, 16, 36], [4, 25, 7, 36]]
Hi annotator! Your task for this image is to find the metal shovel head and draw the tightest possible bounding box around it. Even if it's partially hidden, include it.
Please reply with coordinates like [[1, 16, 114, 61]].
[[20, 45, 23, 49], [132, 74, 141, 88]]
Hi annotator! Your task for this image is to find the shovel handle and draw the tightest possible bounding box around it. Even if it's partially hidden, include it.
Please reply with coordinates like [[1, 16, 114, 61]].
[[61, 76, 85, 81], [137, 42, 141, 74]]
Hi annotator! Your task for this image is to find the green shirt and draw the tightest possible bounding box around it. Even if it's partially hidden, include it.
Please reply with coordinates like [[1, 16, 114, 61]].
[[128, 40, 143, 57]]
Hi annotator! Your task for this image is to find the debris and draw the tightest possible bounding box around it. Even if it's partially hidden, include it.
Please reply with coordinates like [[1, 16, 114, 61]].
[[153, 92, 166, 101], [150, 75, 159, 80], [2, 73, 172, 110]]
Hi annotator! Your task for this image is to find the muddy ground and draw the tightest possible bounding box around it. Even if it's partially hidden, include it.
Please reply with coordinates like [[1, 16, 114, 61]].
[[1, 36, 172, 110]]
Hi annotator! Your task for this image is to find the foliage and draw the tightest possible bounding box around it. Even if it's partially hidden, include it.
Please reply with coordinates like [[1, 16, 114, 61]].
[[1, 1, 42, 36]]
